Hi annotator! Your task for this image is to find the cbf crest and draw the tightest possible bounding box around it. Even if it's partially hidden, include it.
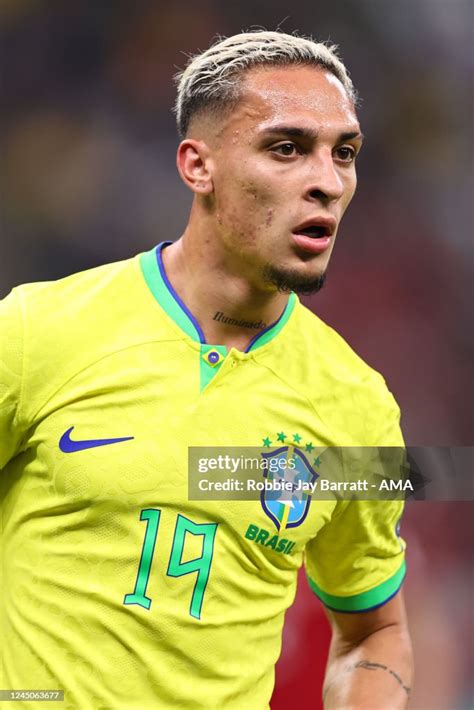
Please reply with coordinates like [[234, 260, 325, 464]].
[[260, 432, 320, 531]]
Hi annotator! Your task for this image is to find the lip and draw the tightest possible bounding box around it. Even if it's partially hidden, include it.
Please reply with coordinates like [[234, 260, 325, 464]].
[[292, 233, 332, 254], [293, 216, 337, 236], [291, 215, 337, 254]]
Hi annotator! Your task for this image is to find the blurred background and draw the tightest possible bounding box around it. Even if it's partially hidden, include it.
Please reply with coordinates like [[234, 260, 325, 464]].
[[0, 0, 472, 707]]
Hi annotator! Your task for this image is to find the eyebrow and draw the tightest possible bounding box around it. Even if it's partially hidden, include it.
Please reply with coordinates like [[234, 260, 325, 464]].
[[339, 131, 364, 142], [260, 125, 364, 142]]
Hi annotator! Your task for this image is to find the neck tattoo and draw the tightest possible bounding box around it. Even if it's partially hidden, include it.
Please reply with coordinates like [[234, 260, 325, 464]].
[[213, 311, 267, 330]]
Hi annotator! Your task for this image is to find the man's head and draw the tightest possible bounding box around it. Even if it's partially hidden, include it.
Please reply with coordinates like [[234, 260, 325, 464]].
[[175, 31, 358, 138], [174, 31, 363, 294]]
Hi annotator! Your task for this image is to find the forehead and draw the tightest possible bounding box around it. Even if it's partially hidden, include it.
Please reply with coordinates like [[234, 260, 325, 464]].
[[222, 64, 359, 137]]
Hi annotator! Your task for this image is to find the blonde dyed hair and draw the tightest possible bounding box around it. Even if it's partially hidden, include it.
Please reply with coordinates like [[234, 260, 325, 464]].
[[174, 30, 357, 136]]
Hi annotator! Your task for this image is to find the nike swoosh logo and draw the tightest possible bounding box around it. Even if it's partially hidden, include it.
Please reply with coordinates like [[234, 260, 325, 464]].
[[59, 426, 134, 453]]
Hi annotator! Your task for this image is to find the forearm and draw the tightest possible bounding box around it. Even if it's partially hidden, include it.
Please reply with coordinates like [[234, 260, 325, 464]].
[[323, 623, 414, 709]]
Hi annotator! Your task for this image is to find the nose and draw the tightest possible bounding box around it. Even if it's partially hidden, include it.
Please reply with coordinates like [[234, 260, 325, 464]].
[[305, 148, 345, 203]]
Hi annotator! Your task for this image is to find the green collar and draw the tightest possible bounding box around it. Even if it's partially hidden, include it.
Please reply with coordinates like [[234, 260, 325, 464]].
[[140, 242, 297, 353]]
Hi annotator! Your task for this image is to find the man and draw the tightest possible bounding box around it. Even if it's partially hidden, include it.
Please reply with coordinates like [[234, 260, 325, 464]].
[[0, 31, 413, 709]]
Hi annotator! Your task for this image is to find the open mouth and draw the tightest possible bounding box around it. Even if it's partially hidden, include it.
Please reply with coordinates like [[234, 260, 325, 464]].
[[295, 225, 330, 239], [292, 218, 335, 254], [293, 216, 336, 239]]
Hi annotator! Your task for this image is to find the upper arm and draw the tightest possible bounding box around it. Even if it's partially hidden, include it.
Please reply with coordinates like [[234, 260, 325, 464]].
[[305, 497, 406, 613], [326, 588, 410, 648], [305, 383, 407, 615]]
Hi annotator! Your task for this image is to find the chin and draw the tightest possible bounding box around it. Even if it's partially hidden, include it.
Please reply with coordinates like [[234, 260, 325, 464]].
[[262, 262, 328, 295]]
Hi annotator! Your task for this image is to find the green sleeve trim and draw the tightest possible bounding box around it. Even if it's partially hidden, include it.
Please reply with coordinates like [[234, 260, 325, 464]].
[[307, 560, 406, 612]]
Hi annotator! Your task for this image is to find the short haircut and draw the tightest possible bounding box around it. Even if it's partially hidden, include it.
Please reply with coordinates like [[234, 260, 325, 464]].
[[174, 30, 358, 137]]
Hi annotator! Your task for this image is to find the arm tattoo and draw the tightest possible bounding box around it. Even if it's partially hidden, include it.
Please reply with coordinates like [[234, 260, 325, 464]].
[[355, 660, 411, 696]]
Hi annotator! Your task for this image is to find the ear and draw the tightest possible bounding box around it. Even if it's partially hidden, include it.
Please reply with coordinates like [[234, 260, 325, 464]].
[[176, 139, 214, 195]]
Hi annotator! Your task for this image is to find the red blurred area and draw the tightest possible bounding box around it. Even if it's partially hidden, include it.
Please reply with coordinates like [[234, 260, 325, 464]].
[[271, 570, 330, 710]]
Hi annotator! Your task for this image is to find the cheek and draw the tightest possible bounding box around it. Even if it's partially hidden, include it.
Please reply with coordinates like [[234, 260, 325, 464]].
[[265, 208, 274, 227], [215, 174, 278, 242], [338, 173, 357, 216], [215, 151, 277, 208]]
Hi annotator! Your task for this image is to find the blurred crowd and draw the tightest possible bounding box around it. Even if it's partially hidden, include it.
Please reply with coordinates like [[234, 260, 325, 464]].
[[1, 1, 472, 708]]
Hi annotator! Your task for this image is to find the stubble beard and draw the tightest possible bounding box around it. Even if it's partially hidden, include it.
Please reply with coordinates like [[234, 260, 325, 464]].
[[262, 263, 327, 295]]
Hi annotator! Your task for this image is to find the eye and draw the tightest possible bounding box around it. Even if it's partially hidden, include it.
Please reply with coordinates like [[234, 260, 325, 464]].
[[335, 145, 357, 163], [271, 142, 300, 157]]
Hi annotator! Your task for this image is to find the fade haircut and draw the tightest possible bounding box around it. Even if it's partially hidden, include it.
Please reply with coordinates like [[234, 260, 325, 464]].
[[174, 30, 357, 137]]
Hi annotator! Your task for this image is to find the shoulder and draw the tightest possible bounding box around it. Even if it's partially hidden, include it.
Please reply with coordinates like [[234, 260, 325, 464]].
[[269, 298, 387, 387], [296, 301, 383, 377], [11, 254, 140, 321], [260, 299, 403, 445], [0, 252, 171, 429], [5, 255, 145, 371], [7, 251, 174, 346]]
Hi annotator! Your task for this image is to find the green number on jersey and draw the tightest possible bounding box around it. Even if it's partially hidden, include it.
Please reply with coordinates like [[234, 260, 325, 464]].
[[166, 514, 218, 620], [124, 509, 217, 620], [123, 508, 160, 610]]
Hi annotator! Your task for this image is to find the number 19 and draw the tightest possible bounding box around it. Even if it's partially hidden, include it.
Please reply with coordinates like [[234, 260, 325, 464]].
[[124, 509, 217, 620]]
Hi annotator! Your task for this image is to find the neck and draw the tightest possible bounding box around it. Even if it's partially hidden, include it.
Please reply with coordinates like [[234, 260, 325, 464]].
[[161, 216, 289, 352]]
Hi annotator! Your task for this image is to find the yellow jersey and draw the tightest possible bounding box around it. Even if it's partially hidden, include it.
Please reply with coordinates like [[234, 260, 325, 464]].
[[0, 243, 406, 709]]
